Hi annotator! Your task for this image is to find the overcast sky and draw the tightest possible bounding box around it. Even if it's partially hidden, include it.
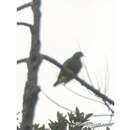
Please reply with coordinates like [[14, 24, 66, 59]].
[[17, 0, 114, 129]]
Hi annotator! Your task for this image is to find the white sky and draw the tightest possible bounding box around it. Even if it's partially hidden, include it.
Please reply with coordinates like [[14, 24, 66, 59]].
[[17, 0, 114, 129]]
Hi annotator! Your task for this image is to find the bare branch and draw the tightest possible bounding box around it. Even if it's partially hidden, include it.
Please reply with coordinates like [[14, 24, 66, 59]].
[[17, 22, 32, 28], [17, 58, 28, 64], [64, 86, 104, 105], [17, 22, 33, 33], [103, 100, 114, 114], [64, 86, 114, 114], [41, 89, 113, 117], [41, 90, 74, 112], [17, 54, 114, 106], [17, 2, 32, 11]]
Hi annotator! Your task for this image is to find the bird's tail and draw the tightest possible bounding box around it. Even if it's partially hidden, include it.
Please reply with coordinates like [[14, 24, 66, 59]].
[[53, 81, 59, 87]]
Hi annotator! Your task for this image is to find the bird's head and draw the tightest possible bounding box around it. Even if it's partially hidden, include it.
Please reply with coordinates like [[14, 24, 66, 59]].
[[73, 51, 84, 59]]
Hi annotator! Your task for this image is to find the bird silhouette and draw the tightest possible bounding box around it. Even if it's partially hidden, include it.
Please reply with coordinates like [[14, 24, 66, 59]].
[[53, 51, 83, 86]]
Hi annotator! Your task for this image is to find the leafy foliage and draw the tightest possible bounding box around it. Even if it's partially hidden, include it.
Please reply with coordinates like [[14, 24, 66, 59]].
[[49, 112, 68, 130], [68, 107, 93, 130], [17, 107, 93, 130], [68, 107, 93, 124]]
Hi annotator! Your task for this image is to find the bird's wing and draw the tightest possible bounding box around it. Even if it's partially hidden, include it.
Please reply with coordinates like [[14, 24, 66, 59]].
[[56, 57, 73, 82], [63, 57, 74, 70], [63, 56, 82, 74]]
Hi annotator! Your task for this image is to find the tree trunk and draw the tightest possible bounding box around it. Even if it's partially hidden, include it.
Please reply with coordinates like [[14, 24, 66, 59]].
[[20, 0, 42, 130]]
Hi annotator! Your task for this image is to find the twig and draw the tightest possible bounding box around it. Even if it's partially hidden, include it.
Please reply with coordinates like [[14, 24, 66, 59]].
[[17, 2, 32, 11], [93, 114, 113, 117], [41, 90, 113, 119], [93, 66, 114, 114], [82, 59, 100, 97], [17, 22, 33, 33], [94, 73, 101, 91], [64, 86, 115, 114], [103, 100, 114, 114], [104, 59, 110, 95], [17, 58, 28, 64], [17, 54, 114, 106], [41, 90, 74, 112], [82, 58, 94, 86], [64, 86, 104, 105]]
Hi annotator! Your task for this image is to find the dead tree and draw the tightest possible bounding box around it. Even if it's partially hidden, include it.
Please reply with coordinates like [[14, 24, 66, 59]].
[[17, 0, 114, 130]]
